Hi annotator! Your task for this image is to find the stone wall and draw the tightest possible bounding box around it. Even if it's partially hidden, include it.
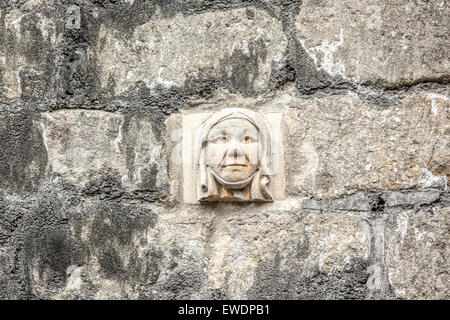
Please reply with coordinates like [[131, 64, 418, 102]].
[[0, 0, 448, 299]]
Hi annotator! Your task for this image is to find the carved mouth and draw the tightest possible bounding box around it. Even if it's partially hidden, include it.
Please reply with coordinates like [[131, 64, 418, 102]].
[[222, 164, 246, 167]]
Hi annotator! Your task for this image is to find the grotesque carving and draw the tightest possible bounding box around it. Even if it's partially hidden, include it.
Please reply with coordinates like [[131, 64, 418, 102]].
[[197, 108, 273, 202]]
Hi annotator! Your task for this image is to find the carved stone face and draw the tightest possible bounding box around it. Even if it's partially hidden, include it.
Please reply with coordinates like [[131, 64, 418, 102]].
[[197, 108, 273, 202], [205, 118, 259, 183]]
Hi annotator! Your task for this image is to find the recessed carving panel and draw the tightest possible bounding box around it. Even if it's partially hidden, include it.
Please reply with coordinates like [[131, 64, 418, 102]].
[[180, 108, 285, 203]]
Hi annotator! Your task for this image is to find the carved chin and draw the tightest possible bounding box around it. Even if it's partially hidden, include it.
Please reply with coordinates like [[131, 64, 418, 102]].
[[209, 168, 257, 190]]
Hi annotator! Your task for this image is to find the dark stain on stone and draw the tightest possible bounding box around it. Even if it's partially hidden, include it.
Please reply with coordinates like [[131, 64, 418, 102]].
[[90, 202, 157, 247], [246, 8, 255, 19], [121, 115, 137, 183], [0, 113, 47, 192], [26, 199, 84, 276], [167, 242, 184, 271], [268, 62, 297, 91], [157, 267, 206, 299], [32, 231, 72, 280], [99, 247, 124, 278], [371, 196, 386, 213], [169, 242, 184, 258], [82, 174, 125, 201], [0, 190, 86, 298], [139, 163, 159, 190], [248, 253, 370, 299], [147, 246, 163, 285], [0, 194, 25, 246], [152, 0, 276, 19], [219, 37, 268, 96]]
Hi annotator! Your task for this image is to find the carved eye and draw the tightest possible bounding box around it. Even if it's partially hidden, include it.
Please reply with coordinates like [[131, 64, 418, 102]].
[[212, 136, 227, 143], [243, 136, 252, 143]]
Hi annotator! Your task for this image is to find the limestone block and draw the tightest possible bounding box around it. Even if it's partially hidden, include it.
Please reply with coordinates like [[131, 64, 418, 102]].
[[295, 0, 450, 86], [40, 110, 167, 191], [385, 206, 449, 299], [286, 92, 449, 198], [0, 0, 58, 99], [155, 204, 371, 299], [94, 8, 287, 95]]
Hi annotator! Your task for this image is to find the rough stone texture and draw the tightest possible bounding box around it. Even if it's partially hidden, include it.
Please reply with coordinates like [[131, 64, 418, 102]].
[[0, 191, 373, 299], [295, 0, 450, 87], [0, 0, 58, 100], [286, 91, 449, 199], [0, 112, 47, 191], [40, 110, 168, 192], [0, 0, 449, 300], [386, 206, 449, 299], [95, 8, 287, 96], [383, 191, 441, 208]]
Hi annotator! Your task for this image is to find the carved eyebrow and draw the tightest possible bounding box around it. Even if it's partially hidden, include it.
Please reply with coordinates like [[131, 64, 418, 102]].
[[208, 132, 226, 140]]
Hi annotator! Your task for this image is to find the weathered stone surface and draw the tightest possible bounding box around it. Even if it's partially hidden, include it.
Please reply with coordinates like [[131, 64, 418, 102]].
[[0, 0, 448, 301], [0, 112, 47, 191], [0, 0, 58, 99], [0, 184, 159, 299], [202, 206, 371, 299], [0, 187, 372, 299], [94, 8, 287, 96], [0, 86, 441, 299], [383, 190, 441, 208], [40, 110, 168, 194], [385, 206, 449, 299], [286, 92, 449, 198], [418, 168, 448, 189], [301, 192, 372, 211], [295, 0, 450, 86]]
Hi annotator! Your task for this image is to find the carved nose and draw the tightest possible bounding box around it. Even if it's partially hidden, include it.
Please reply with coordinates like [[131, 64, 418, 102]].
[[225, 142, 245, 164]]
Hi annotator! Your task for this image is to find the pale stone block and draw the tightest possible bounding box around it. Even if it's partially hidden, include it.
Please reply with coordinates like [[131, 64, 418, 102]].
[[286, 92, 449, 198], [295, 0, 450, 86], [40, 110, 128, 187]]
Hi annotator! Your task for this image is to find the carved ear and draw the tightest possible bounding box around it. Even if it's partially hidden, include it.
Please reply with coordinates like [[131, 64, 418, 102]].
[[199, 169, 220, 202], [260, 175, 272, 201], [248, 172, 272, 202]]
